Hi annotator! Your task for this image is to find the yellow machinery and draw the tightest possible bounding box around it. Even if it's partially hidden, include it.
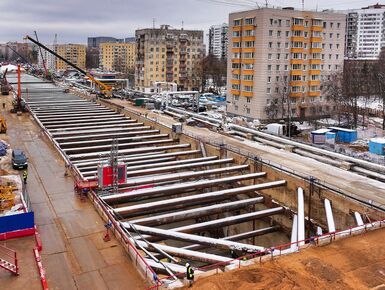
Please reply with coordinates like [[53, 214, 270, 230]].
[[25, 35, 113, 98], [0, 184, 17, 211], [0, 116, 6, 134]]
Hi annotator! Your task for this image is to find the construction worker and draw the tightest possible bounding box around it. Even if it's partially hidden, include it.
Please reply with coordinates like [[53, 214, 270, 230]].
[[22, 170, 28, 184], [186, 262, 194, 287]]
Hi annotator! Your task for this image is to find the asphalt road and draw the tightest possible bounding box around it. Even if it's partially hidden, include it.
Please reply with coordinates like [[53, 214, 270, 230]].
[[3, 96, 145, 290]]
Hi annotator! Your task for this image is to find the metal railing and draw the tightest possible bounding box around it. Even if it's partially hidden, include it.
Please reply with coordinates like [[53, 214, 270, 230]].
[[0, 244, 18, 275], [146, 218, 385, 290]]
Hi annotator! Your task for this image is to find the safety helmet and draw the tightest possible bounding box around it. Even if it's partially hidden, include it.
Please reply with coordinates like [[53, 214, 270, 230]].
[[186, 263, 190, 267]]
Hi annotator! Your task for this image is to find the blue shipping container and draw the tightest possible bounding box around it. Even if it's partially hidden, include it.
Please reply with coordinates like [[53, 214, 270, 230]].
[[369, 138, 385, 155]]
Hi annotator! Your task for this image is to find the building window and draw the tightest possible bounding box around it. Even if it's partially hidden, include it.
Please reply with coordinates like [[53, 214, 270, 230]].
[[329, 33, 333, 38], [277, 42, 281, 48], [268, 42, 273, 48], [284, 65, 288, 71], [277, 31, 281, 37], [234, 19, 241, 26], [285, 53, 289, 59], [336, 54, 339, 59], [235, 105, 238, 111], [244, 63, 254, 69], [267, 76, 271, 83], [269, 30, 273, 36], [277, 53, 280, 60], [330, 22, 333, 28], [246, 108, 250, 114], [267, 87, 271, 93], [276, 65, 280, 71], [244, 85, 253, 92], [286, 31, 290, 37], [337, 33, 340, 39], [268, 53, 272, 60], [267, 65, 272, 71], [276, 76, 280, 82], [244, 75, 253, 80], [286, 20, 290, 27], [245, 30, 254, 36], [270, 19, 274, 26], [233, 42, 241, 47], [232, 84, 240, 90], [285, 42, 289, 49], [233, 31, 241, 37], [245, 18, 254, 25], [337, 22, 340, 28]]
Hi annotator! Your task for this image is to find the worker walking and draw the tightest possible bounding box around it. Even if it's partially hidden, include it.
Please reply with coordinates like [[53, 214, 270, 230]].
[[186, 263, 194, 287], [22, 170, 28, 184]]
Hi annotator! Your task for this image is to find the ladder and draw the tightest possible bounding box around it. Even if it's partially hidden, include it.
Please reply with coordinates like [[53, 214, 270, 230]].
[[0, 244, 18, 275]]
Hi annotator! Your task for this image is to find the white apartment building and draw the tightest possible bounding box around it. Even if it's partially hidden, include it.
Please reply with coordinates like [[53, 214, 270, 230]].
[[346, 4, 385, 59], [208, 23, 228, 59], [37, 45, 57, 72], [227, 7, 346, 121]]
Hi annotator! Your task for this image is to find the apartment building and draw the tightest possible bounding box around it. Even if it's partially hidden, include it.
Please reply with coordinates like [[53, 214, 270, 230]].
[[346, 4, 385, 59], [208, 23, 229, 59], [37, 45, 57, 71], [135, 25, 205, 92], [56, 44, 86, 71], [227, 7, 346, 120], [99, 42, 136, 73]]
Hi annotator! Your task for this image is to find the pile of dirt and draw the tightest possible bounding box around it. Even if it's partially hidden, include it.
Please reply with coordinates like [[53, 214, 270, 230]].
[[184, 228, 385, 290]]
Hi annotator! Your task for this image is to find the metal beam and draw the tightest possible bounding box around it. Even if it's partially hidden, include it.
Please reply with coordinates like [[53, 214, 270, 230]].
[[69, 143, 191, 160], [51, 126, 152, 137], [134, 240, 232, 264], [129, 197, 264, 226], [125, 224, 265, 252], [113, 180, 285, 217], [182, 226, 280, 252], [169, 207, 284, 234], [102, 171, 265, 204]]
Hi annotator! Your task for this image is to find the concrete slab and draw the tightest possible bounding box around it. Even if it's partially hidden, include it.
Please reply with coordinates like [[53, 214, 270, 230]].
[[43, 252, 77, 290], [39, 223, 66, 255], [59, 209, 104, 239], [69, 236, 107, 272], [99, 263, 145, 290], [74, 270, 108, 290]]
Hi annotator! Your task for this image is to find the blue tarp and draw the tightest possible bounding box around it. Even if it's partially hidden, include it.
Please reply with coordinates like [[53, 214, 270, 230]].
[[0, 212, 34, 234]]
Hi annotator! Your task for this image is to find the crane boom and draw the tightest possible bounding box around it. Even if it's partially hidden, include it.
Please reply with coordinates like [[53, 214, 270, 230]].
[[25, 35, 113, 97]]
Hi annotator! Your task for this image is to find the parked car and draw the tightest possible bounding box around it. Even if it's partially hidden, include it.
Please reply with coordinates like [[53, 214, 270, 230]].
[[12, 149, 28, 170]]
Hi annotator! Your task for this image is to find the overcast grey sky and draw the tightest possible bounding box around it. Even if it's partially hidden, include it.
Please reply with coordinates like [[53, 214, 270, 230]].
[[0, 0, 373, 44]]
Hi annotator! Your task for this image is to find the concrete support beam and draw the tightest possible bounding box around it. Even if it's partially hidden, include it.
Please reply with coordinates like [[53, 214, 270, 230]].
[[113, 180, 285, 217], [125, 224, 265, 252], [129, 197, 264, 226], [102, 172, 265, 204]]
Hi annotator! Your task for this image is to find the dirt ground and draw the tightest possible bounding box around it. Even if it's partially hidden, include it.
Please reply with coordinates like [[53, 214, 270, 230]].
[[185, 228, 385, 290]]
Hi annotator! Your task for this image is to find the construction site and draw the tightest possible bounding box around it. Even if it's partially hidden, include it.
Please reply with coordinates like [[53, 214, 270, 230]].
[[0, 61, 382, 289]]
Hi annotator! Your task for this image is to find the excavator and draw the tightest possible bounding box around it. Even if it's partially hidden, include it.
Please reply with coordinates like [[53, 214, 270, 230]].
[[1, 68, 10, 96], [25, 35, 113, 98]]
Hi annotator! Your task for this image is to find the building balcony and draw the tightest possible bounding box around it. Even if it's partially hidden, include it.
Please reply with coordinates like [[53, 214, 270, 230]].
[[308, 80, 321, 86], [232, 37, 241, 42], [292, 25, 305, 31], [231, 89, 240, 95], [291, 47, 304, 53], [309, 69, 321, 75], [242, 59, 254, 64], [232, 26, 241, 31], [231, 79, 240, 85], [290, 59, 304, 64], [310, 48, 322, 53], [311, 36, 322, 42], [243, 36, 255, 42], [311, 26, 323, 32], [290, 70, 303, 75], [309, 59, 322, 64], [290, 81, 304, 86], [308, 91, 321, 97], [290, 92, 303, 98], [232, 48, 241, 53], [242, 91, 253, 97], [291, 36, 304, 42], [232, 58, 241, 63]]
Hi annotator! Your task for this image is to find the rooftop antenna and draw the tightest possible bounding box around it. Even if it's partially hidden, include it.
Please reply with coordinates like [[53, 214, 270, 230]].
[[302, 0, 304, 10], [265, 0, 268, 7], [181, 20, 184, 29], [152, 18, 155, 29]]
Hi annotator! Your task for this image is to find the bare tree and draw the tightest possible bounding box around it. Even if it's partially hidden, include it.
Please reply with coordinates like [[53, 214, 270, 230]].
[[322, 70, 346, 125], [376, 49, 385, 130], [264, 72, 291, 121]]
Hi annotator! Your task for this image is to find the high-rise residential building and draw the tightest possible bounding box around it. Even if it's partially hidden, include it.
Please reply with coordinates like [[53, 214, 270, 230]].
[[99, 42, 136, 73], [0, 42, 37, 63], [87, 37, 124, 48], [135, 25, 205, 92], [227, 7, 346, 121], [209, 23, 229, 59], [345, 4, 385, 59], [55, 44, 86, 71], [37, 45, 57, 71]]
